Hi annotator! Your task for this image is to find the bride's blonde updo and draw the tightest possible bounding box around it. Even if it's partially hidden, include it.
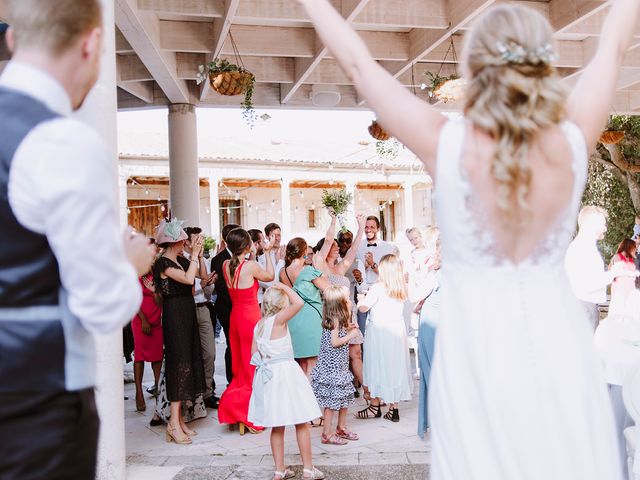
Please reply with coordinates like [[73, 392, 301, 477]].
[[463, 5, 567, 215]]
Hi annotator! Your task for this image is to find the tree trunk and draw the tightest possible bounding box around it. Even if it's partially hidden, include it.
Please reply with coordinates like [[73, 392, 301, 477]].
[[626, 172, 640, 213]]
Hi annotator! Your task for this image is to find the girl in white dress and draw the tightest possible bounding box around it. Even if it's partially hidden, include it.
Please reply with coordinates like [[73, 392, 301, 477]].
[[248, 283, 324, 480], [357, 254, 412, 422]]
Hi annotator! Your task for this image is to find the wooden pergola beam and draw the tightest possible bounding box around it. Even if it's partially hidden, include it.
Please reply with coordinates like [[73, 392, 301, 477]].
[[280, 0, 371, 104], [199, 0, 241, 102], [115, 0, 191, 103]]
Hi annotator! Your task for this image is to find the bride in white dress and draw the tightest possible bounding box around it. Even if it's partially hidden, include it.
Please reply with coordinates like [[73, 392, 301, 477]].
[[295, 0, 640, 478]]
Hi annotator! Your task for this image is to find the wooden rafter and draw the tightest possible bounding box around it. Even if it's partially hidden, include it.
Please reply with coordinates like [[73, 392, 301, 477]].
[[199, 0, 241, 102], [115, 0, 191, 103], [279, 0, 372, 104]]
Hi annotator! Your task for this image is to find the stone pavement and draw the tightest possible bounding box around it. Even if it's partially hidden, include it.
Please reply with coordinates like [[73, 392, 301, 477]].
[[124, 343, 430, 479]]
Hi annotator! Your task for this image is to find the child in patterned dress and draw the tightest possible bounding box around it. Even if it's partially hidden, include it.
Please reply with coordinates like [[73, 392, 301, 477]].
[[310, 285, 361, 445]]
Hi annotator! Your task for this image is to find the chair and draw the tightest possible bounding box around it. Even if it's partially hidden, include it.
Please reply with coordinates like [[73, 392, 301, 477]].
[[622, 363, 640, 479]]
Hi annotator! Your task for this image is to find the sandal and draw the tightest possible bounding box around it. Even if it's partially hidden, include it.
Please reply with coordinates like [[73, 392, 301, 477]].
[[309, 417, 324, 428], [336, 427, 359, 441], [355, 403, 381, 419], [303, 467, 325, 479], [384, 408, 400, 423], [274, 468, 295, 480], [321, 433, 348, 445]]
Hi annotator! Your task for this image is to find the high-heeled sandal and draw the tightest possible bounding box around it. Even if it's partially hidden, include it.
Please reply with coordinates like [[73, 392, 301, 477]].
[[238, 422, 263, 435], [181, 426, 197, 436], [384, 408, 400, 423], [355, 403, 381, 419], [302, 467, 325, 479], [165, 424, 192, 444], [135, 394, 146, 412], [274, 468, 295, 480]]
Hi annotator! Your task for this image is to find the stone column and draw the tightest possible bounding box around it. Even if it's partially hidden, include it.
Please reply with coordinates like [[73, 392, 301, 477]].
[[208, 173, 221, 241], [280, 177, 291, 240], [74, 1, 125, 478], [168, 104, 200, 226], [403, 181, 415, 231]]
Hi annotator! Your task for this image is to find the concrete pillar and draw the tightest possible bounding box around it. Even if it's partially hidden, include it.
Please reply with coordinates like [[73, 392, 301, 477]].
[[168, 104, 199, 226], [119, 167, 129, 227], [208, 173, 221, 241], [403, 181, 415, 230], [74, 1, 125, 479], [345, 181, 357, 232], [280, 178, 291, 240]]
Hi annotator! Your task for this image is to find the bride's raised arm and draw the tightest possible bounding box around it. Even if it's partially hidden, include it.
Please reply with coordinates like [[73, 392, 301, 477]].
[[567, 0, 640, 150], [297, 0, 447, 176]]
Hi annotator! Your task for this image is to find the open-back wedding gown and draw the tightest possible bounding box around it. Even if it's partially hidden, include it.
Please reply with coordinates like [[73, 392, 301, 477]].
[[429, 119, 623, 479]]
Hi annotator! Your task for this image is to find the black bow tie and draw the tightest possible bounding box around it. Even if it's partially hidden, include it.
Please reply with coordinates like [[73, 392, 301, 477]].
[[367, 243, 377, 247]]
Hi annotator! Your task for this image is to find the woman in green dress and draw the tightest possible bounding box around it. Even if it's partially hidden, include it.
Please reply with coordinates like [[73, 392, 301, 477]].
[[280, 237, 330, 376]]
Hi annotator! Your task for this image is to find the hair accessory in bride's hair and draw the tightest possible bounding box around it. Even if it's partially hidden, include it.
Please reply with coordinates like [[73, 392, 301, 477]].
[[495, 41, 557, 66]]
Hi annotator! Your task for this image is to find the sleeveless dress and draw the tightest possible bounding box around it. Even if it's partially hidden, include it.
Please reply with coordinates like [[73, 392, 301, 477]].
[[248, 315, 321, 427], [218, 261, 263, 429], [311, 327, 355, 410], [154, 256, 205, 402], [429, 120, 622, 479], [131, 274, 163, 362], [361, 283, 412, 403], [287, 266, 323, 358]]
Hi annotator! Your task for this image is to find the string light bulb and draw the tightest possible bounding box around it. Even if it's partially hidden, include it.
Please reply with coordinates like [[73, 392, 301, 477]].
[[144, 189, 149, 195], [127, 208, 131, 215], [226, 207, 231, 214], [161, 205, 166, 212]]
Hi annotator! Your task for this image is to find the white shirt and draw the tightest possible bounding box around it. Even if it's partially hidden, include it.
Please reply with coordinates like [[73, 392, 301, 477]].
[[564, 235, 611, 304], [357, 239, 400, 285], [257, 250, 284, 303], [4, 61, 141, 334], [184, 251, 212, 304]]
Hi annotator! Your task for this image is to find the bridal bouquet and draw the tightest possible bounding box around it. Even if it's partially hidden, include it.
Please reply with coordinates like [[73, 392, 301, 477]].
[[321, 188, 353, 232]]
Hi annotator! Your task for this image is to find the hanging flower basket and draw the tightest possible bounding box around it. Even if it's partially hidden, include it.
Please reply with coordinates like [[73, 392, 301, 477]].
[[207, 66, 254, 96], [599, 130, 625, 145], [368, 120, 391, 141]]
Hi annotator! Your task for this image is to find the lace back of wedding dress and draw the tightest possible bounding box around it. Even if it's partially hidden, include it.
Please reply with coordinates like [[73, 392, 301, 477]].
[[433, 119, 589, 269]]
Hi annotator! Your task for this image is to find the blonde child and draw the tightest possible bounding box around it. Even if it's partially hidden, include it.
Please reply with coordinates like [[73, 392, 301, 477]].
[[247, 283, 324, 480], [356, 254, 412, 422], [310, 285, 361, 445]]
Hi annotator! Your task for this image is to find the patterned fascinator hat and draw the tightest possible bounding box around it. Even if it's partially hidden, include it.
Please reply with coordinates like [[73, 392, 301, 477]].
[[155, 218, 188, 244]]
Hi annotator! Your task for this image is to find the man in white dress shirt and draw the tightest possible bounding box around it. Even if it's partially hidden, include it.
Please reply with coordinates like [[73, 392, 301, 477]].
[[184, 227, 218, 409], [0, 1, 155, 478], [565, 206, 632, 329], [257, 222, 285, 302], [356, 216, 399, 335]]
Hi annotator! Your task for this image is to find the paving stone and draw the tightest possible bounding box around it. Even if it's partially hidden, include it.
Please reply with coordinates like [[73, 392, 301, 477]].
[[357, 452, 409, 465], [172, 464, 429, 480]]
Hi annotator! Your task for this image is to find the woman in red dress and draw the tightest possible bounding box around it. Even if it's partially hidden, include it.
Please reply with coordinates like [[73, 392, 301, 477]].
[[609, 238, 638, 300], [132, 267, 163, 412], [218, 228, 275, 434]]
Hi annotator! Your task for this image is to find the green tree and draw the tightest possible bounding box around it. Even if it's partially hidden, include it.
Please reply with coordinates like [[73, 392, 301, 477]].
[[584, 115, 640, 261]]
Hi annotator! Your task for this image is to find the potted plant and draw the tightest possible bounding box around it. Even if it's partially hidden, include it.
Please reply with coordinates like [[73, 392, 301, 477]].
[[368, 119, 391, 141], [424, 71, 465, 102], [197, 58, 256, 127]]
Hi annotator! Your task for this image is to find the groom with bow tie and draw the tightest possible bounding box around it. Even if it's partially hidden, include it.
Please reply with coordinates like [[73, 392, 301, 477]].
[[356, 216, 399, 335]]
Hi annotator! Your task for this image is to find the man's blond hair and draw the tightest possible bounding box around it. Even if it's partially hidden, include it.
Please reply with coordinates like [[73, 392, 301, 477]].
[[577, 205, 607, 229], [8, 0, 102, 55]]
